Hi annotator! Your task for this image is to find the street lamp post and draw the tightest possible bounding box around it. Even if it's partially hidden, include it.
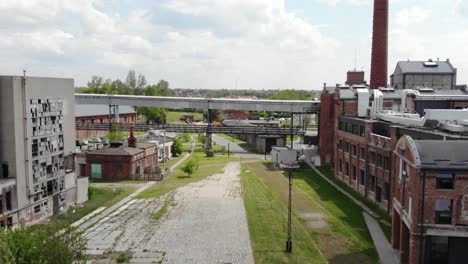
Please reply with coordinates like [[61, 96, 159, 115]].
[[286, 167, 293, 252], [280, 155, 305, 253]]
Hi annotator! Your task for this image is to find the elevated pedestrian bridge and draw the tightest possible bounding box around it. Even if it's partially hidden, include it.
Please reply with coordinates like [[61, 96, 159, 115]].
[[75, 94, 320, 113], [76, 123, 305, 135]]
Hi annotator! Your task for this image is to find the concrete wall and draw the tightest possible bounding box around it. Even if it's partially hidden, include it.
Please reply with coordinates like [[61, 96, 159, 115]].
[[77, 177, 89, 204]]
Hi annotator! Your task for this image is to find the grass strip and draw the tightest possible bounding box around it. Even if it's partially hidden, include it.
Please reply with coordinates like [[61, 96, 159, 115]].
[[317, 166, 392, 241]]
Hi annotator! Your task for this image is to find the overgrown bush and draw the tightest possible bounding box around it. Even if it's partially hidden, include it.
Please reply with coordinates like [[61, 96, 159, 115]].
[[0, 224, 87, 264]]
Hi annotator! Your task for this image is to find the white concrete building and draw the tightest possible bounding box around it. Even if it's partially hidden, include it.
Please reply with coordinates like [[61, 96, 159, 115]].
[[0, 76, 87, 227]]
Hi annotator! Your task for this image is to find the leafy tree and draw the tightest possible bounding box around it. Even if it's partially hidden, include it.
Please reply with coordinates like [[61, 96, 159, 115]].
[[135, 74, 147, 95], [171, 139, 183, 157], [181, 157, 199, 177], [108, 123, 127, 142], [269, 90, 311, 100], [182, 133, 191, 142], [138, 107, 166, 124], [87, 75, 104, 91], [198, 133, 206, 145], [112, 79, 129, 95], [0, 224, 86, 264], [125, 70, 137, 93]]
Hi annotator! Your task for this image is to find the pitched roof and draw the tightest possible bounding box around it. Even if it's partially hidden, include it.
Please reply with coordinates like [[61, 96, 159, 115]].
[[396, 61, 455, 74], [414, 140, 468, 169], [75, 104, 136, 117], [88, 146, 143, 156]]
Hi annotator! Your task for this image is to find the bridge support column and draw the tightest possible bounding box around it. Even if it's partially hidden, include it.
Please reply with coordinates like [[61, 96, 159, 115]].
[[206, 109, 214, 157]]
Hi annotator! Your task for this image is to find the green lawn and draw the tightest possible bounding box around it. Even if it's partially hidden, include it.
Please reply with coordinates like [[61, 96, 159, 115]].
[[241, 161, 378, 263], [51, 187, 136, 226], [136, 154, 237, 199], [318, 166, 392, 240], [166, 111, 203, 123], [241, 163, 327, 264]]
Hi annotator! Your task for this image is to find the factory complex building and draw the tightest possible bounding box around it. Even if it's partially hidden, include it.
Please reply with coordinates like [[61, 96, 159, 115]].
[[0, 76, 88, 227]]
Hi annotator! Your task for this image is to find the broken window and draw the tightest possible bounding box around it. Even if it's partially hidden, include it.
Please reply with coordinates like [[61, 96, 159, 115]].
[[435, 199, 452, 225]]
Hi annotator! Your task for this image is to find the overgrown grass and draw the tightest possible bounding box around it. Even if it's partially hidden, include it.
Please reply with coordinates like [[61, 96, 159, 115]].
[[318, 166, 392, 241], [51, 187, 136, 226], [241, 162, 327, 263], [135, 187, 174, 199], [241, 161, 378, 263], [152, 192, 174, 222]]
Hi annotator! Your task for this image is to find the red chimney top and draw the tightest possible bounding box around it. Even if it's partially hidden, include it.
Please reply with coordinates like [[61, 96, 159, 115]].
[[370, 0, 388, 89], [128, 127, 137, 148]]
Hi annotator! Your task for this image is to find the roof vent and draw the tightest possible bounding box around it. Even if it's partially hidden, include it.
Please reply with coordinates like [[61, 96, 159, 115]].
[[418, 87, 434, 93], [424, 61, 438, 67]]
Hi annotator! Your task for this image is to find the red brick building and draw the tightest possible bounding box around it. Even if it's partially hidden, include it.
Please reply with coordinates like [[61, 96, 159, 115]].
[[75, 104, 137, 140], [392, 137, 468, 264], [85, 129, 159, 180]]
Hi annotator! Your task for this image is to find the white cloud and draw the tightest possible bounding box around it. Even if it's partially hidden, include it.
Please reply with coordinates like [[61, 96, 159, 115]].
[[395, 7, 432, 28], [0, 0, 340, 90]]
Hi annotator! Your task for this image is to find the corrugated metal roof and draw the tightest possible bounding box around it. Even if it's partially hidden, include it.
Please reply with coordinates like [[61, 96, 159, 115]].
[[397, 61, 455, 74], [75, 104, 136, 117], [414, 140, 468, 168]]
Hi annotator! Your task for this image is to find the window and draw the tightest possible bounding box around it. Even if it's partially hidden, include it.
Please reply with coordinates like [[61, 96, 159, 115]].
[[345, 123, 352, 133], [337, 140, 343, 150], [65, 154, 75, 173], [100, 118, 103, 123], [338, 160, 342, 172], [368, 175, 376, 192], [359, 147, 365, 159], [383, 157, 390, 170], [376, 154, 382, 167], [360, 170, 365, 185], [352, 166, 357, 180], [344, 142, 350, 153], [370, 152, 376, 164], [352, 145, 357, 156], [2, 164, 8, 178], [6, 191, 12, 211], [34, 205, 41, 213], [436, 174, 454, 189], [359, 125, 365, 137], [91, 164, 102, 179], [435, 199, 452, 225], [0, 194, 3, 214], [345, 162, 349, 176]]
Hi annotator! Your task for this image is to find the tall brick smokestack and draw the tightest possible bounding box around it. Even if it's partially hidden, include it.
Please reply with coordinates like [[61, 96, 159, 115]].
[[370, 0, 388, 89]]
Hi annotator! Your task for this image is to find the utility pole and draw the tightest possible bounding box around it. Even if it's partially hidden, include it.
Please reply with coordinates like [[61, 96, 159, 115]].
[[286, 167, 293, 252]]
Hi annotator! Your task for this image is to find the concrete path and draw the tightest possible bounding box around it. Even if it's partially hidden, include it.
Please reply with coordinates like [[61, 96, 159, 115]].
[[363, 212, 400, 264]]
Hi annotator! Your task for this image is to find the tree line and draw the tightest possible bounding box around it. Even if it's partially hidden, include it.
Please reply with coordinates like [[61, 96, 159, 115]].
[[76, 70, 173, 123]]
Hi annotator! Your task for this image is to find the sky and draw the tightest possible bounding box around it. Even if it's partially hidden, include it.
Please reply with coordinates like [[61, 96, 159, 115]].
[[1, 0, 468, 90]]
